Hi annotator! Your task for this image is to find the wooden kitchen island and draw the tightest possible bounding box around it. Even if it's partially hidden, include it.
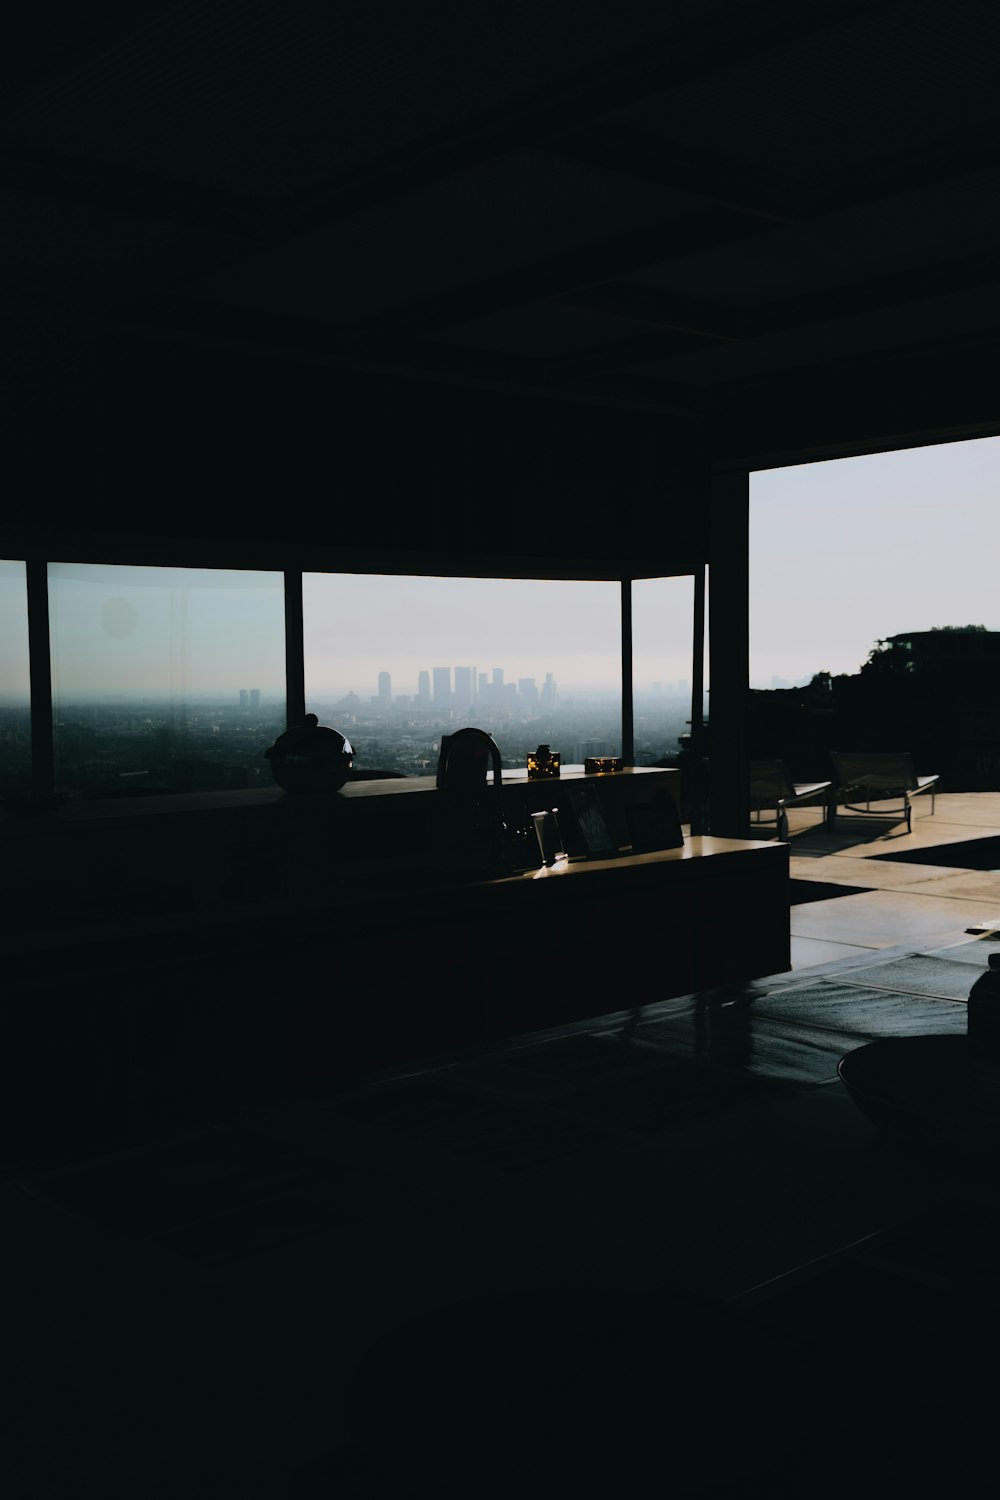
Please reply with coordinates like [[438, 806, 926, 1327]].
[[327, 832, 790, 1072]]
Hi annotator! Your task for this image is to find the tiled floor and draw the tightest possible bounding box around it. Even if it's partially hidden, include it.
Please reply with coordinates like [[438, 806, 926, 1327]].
[[11, 797, 1000, 1496], [782, 791, 1000, 967]]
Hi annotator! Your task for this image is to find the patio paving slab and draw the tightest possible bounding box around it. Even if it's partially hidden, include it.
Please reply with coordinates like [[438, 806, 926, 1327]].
[[789, 935, 889, 970], [790, 888, 1000, 949], [912, 796, 1000, 830], [892, 870, 1000, 902], [789, 854, 962, 889]]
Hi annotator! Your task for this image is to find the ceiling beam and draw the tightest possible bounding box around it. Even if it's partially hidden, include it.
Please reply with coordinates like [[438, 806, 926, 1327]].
[[545, 116, 1000, 237], [303, 150, 1000, 346], [317, 208, 780, 345], [543, 244, 1000, 376], [543, 122, 792, 225], [708, 326, 1000, 472], [122, 230, 1000, 402], [552, 283, 747, 341], [104, 297, 701, 417], [1, 144, 263, 238], [696, 319, 1000, 419]]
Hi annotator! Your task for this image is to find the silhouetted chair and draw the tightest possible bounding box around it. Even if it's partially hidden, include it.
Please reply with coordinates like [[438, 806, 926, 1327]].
[[750, 759, 832, 842], [829, 751, 939, 833]]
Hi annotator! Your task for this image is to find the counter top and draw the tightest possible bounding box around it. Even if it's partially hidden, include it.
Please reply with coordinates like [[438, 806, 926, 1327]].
[[2, 765, 676, 826]]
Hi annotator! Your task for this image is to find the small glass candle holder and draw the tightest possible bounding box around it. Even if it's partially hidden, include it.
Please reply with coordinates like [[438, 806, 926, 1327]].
[[527, 744, 560, 779], [584, 756, 622, 775]]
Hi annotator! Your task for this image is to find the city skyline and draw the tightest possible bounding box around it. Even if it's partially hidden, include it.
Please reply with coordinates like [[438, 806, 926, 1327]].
[[331, 664, 693, 709], [1, 664, 693, 710]]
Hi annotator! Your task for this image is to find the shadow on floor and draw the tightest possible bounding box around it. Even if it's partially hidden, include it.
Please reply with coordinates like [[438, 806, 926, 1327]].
[[870, 834, 1000, 870], [788, 878, 874, 905]]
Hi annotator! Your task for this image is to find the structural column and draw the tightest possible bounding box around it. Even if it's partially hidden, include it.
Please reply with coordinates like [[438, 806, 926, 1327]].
[[283, 571, 306, 729], [620, 578, 634, 766], [26, 555, 54, 803], [688, 564, 707, 834], [707, 469, 751, 837]]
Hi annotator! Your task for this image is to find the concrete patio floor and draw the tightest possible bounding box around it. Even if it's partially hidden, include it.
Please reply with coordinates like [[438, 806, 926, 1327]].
[[771, 791, 1000, 971]]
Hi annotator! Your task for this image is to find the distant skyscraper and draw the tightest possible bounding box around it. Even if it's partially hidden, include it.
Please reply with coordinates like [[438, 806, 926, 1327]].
[[540, 672, 557, 708], [518, 677, 538, 707], [492, 667, 503, 688], [378, 671, 391, 705], [249, 687, 261, 710], [433, 666, 451, 707], [453, 665, 474, 708], [239, 689, 249, 709], [418, 670, 431, 704]]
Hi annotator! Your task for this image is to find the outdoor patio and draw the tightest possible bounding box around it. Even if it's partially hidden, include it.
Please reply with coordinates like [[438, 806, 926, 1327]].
[[771, 790, 1000, 972]]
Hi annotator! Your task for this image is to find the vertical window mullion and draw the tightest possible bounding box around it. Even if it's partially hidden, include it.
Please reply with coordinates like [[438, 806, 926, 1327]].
[[25, 557, 54, 803], [620, 577, 634, 766], [689, 564, 707, 835], [284, 570, 305, 729]]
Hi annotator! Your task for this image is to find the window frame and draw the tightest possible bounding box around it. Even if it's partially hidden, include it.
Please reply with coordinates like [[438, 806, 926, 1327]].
[[17, 558, 703, 806]]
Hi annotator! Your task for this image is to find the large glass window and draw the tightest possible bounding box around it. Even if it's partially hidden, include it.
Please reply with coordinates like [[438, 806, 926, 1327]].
[[631, 575, 699, 765], [303, 573, 622, 773], [0, 560, 32, 794], [48, 564, 285, 796], [750, 437, 1000, 686]]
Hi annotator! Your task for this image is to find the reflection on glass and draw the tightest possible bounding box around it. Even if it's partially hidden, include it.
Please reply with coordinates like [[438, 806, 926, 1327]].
[[0, 560, 31, 794], [631, 576, 698, 766], [48, 563, 285, 796], [303, 573, 622, 775]]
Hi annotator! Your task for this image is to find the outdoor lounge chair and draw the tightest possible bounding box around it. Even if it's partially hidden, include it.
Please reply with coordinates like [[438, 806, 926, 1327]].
[[829, 751, 939, 833], [749, 759, 833, 842]]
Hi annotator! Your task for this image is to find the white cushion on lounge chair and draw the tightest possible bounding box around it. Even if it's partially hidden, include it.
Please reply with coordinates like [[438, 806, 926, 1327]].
[[829, 752, 939, 833], [749, 759, 832, 841]]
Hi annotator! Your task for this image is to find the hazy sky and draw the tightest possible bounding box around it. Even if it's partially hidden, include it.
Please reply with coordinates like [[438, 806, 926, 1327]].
[[10, 564, 694, 703], [46, 564, 287, 703], [304, 573, 695, 698], [750, 434, 1000, 687]]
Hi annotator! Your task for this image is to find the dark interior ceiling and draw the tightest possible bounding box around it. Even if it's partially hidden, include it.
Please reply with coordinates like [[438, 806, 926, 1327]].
[[7, 0, 1000, 474]]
